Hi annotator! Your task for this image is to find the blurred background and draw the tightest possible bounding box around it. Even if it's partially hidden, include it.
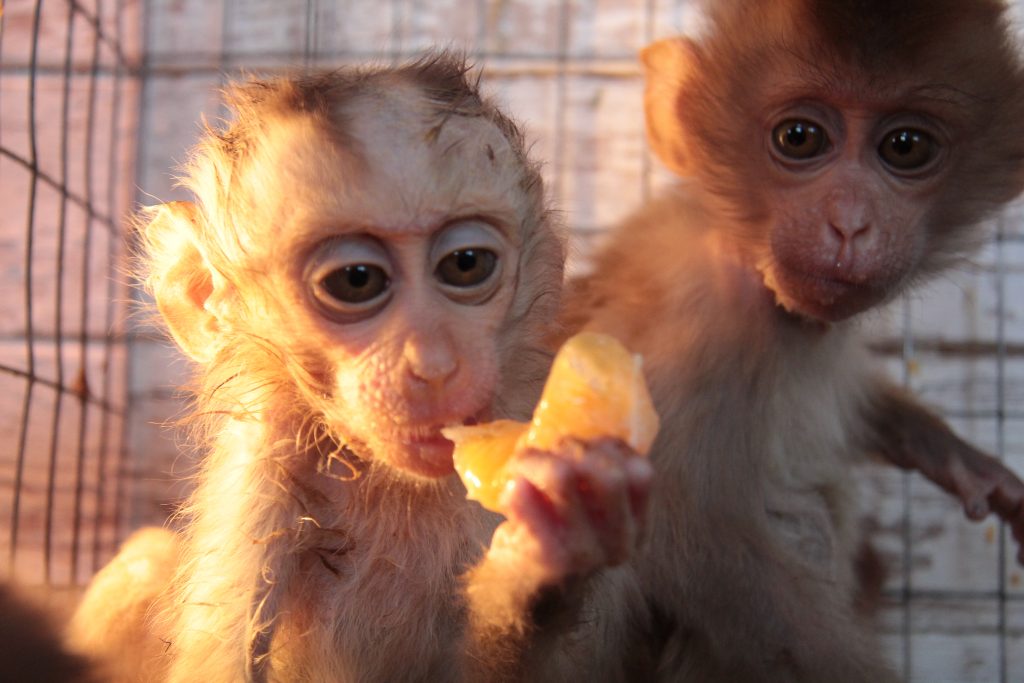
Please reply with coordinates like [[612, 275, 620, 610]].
[[1, 1, 1023, 680]]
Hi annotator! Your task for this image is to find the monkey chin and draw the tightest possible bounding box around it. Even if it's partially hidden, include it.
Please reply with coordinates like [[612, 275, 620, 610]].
[[762, 264, 885, 324]]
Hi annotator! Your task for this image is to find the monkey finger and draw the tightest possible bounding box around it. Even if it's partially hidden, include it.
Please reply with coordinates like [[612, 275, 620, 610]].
[[498, 478, 572, 579], [624, 456, 654, 534], [510, 445, 642, 572], [986, 493, 1024, 565], [948, 459, 994, 520], [572, 436, 636, 463], [507, 451, 580, 518], [510, 449, 602, 533], [562, 436, 645, 560], [986, 479, 1024, 528], [992, 492, 1024, 543], [574, 453, 634, 565], [1012, 517, 1024, 565], [562, 437, 652, 552], [502, 456, 606, 569]]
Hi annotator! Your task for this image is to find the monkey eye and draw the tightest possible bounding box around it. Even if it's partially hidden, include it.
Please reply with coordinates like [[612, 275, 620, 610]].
[[431, 220, 507, 304], [878, 128, 938, 172], [318, 264, 390, 304], [436, 249, 498, 288], [306, 236, 393, 320], [772, 119, 830, 161]]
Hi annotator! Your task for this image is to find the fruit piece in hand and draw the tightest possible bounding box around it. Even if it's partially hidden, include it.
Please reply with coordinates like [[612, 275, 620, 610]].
[[444, 332, 659, 511]]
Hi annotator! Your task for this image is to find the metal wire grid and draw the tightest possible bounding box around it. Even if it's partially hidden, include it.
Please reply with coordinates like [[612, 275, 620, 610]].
[[0, 0, 140, 587], [0, 0, 1021, 679], [892, 214, 1024, 682]]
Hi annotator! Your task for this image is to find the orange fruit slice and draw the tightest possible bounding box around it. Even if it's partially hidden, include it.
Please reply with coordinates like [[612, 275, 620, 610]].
[[443, 332, 659, 511], [446, 419, 528, 510]]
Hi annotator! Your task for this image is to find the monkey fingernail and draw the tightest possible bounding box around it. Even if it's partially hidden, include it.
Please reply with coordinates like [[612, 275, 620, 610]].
[[967, 500, 989, 520], [624, 457, 654, 488]]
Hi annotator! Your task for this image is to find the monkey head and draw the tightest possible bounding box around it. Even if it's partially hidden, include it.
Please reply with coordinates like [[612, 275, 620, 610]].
[[140, 58, 563, 480], [643, 0, 1024, 323]]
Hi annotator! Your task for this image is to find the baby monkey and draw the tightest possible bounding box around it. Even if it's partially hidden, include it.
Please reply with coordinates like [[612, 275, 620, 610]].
[[69, 55, 651, 682], [561, 0, 1024, 680]]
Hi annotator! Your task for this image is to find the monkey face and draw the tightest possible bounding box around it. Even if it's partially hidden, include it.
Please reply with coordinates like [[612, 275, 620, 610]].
[[750, 97, 955, 323], [240, 90, 540, 479], [645, 9, 1024, 325], [304, 219, 518, 479]]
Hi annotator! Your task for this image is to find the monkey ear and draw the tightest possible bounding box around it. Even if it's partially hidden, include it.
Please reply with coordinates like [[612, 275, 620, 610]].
[[641, 38, 698, 177], [142, 201, 229, 365]]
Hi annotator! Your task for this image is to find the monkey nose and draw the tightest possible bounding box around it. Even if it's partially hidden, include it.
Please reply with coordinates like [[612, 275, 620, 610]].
[[828, 218, 871, 243], [826, 190, 871, 242], [403, 335, 458, 387]]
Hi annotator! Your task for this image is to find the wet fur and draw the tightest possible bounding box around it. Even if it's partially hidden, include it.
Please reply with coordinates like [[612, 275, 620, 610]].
[[69, 54, 570, 683]]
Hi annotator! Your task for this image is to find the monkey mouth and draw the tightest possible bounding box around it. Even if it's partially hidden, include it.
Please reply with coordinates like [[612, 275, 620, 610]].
[[387, 427, 455, 478], [391, 414, 485, 479], [767, 265, 883, 323]]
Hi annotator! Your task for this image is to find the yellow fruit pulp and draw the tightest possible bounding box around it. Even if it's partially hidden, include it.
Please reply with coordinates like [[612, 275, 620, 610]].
[[442, 332, 660, 511], [446, 420, 528, 510], [526, 332, 660, 454]]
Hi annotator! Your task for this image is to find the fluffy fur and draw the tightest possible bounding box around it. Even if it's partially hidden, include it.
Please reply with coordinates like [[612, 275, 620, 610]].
[[554, 0, 1024, 680], [562, 194, 899, 681], [69, 54, 585, 682]]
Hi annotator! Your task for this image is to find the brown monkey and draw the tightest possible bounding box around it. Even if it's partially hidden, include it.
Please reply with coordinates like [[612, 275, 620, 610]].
[[69, 55, 651, 682], [559, 0, 1024, 680]]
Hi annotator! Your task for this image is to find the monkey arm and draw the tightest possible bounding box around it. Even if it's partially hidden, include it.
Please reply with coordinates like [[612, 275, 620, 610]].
[[862, 382, 1024, 562], [461, 438, 652, 679], [461, 533, 590, 681], [67, 527, 180, 682]]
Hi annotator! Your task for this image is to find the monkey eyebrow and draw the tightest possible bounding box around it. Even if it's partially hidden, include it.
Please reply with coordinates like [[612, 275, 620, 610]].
[[297, 218, 379, 237], [769, 54, 988, 113], [905, 83, 990, 108]]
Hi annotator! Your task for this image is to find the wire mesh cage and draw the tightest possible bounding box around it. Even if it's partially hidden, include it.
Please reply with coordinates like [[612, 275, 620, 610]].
[[1, 1, 1023, 681], [0, 0, 141, 590]]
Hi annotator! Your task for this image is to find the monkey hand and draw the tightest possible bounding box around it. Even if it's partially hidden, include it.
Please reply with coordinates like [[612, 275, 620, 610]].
[[486, 437, 653, 586], [935, 446, 1024, 564], [459, 439, 650, 678], [867, 385, 1024, 564]]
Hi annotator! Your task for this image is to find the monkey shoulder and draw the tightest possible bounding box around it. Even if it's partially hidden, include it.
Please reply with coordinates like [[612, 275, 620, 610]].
[[68, 527, 180, 681], [565, 186, 738, 344]]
